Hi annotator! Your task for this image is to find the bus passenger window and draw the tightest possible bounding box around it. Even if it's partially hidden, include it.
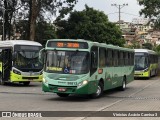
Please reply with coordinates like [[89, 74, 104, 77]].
[[106, 49, 113, 66], [99, 48, 106, 68]]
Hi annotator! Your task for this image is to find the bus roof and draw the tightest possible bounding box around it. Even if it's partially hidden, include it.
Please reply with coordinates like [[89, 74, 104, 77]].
[[134, 49, 157, 54], [0, 40, 42, 48], [46, 39, 134, 52]]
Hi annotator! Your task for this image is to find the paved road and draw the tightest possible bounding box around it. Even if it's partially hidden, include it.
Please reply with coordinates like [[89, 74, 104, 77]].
[[0, 76, 160, 120]]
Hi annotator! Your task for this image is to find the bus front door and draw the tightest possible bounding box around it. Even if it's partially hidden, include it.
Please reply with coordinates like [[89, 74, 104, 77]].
[[2, 49, 12, 82]]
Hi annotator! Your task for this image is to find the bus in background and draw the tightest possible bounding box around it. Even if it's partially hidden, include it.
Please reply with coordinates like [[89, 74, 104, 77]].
[[39, 39, 134, 98], [0, 40, 43, 85], [134, 49, 158, 78]]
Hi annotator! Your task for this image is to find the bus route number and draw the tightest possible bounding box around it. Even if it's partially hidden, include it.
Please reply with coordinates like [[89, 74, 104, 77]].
[[67, 82, 77, 86]]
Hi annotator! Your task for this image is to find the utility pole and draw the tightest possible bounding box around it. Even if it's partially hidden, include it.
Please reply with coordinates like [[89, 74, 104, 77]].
[[111, 3, 128, 26]]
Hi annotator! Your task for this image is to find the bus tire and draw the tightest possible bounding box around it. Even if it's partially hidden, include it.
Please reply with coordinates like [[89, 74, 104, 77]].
[[0, 74, 5, 85], [0, 80, 6, 85], [23, 81, 30, 86], [90, 82, 103, 98], [119, 77, 126, 91], [57, 93, 69, 97]]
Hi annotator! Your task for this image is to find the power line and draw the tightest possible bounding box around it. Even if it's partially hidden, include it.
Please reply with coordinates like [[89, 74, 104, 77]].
[[107, 12, 119, 15], [111, 3, 128, 25], [122, 12, 140, 17]]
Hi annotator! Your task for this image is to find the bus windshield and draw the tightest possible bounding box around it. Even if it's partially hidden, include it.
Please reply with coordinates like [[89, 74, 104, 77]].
[[45, 50, 89, 74], [13, 45, 43, 71], [135, 55, 148, 70]]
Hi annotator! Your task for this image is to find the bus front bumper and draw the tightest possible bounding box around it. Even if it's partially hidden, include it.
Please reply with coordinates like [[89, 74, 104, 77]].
[[10, 72, 43, 82], [134, 71, 149, 77], [42, 80, 98, 95]]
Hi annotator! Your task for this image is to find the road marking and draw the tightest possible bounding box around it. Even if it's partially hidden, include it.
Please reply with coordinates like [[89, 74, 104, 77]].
[[80, 79, 159, 120]]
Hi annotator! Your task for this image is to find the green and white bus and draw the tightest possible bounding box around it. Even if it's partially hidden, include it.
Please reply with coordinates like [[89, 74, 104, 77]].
[[134, 49, 158, 78], [0, 40, 43, 85], [39, 39, 134, 98]]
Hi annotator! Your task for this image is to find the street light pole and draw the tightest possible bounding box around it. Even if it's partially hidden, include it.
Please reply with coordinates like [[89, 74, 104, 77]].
[[111, 3, 128, 26]]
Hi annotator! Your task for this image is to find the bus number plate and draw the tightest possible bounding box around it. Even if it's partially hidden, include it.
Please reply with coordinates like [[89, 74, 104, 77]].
[[58, 88, 66, 92]]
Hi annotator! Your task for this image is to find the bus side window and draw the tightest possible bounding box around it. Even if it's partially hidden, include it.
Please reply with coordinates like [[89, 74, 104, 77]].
[[90, 46, 98, 75], [131, 52, 134, 65], [120, 51, 124, 66], [128, 52, 131, 65], [99, 48, 106, 68], [0, 49, 2, 62], [117, 51, 121, 66], [124, 52, 128, 66], [115, 51, 118, 66], [106, 49, 112, 66]]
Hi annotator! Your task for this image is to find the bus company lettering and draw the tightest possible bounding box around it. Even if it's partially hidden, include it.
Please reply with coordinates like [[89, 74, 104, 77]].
[[47, 67, 62, 71]]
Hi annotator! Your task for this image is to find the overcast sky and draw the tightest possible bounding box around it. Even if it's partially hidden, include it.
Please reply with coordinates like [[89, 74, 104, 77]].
[[74, 0, 144, 22]]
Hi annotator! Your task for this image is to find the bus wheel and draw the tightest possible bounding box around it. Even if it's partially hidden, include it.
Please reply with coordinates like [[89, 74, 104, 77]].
[[0, 74, 5, 85], [57, 93, 69, 97], [119, 78, 126, 91], [0, 80, 5, 85], [90, 82, 103, 98], [23, 82, 30, 86]]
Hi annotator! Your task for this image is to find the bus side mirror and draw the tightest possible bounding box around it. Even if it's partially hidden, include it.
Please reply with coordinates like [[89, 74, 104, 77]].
[[12, 52, 17, 61], [39, 48, 45, 64]]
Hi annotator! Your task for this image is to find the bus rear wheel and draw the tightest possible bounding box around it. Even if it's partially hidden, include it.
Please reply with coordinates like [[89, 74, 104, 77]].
[[23, 81, 30, 86], [57, 93, 69, 97], [90, 82, 103, 98]]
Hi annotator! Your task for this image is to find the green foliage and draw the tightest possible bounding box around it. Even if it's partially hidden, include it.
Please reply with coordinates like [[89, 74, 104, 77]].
[[142, 43, 153, 50], [138, 0, 160, 29], [35, 22, 57, 46], [125, 41, 141, 49], [56, 5, 125, 46], [139, 0, 160, 18], [0, 0, 78, 40], [154, 44, 160, 55]]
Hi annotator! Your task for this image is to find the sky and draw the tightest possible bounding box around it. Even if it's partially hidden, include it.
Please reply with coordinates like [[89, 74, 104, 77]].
[[74, 0, 144, 22]]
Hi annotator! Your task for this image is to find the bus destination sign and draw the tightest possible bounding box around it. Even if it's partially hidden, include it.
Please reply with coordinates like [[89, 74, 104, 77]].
[[47, 41, 88, 49]]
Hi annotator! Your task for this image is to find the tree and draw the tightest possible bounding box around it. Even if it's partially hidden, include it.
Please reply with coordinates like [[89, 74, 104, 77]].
[[0, 0, 17, 40], [138, 0, 160, 29], [125, 40, 141, 49], [142, 43, 153, 50], [25, 0, 78, 41], [56, 5, 125, 46], [35, 21, 57, 46], [154, 44, 160, 55], [0, 0, 78, 41]]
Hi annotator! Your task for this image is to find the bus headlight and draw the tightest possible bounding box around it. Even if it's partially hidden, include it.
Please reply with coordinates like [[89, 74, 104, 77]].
[[13, 69, 21, 75], [77, 80, 88, 88], [43, 78, 48, 83]]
